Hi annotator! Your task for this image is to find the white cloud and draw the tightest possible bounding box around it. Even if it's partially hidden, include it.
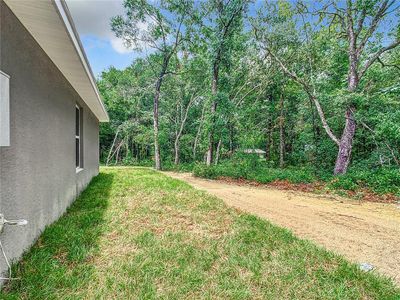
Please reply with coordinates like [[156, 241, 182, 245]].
[[66, 0, 133, 54], [110, 38, 133, 54]]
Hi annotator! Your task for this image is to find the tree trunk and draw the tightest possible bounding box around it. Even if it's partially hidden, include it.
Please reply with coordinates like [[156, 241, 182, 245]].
[[206, 60, 219, 166], [153, 75, 163, 170], [174, 139, 180, 165], [193, 102, 207, 160], [115, 142, 121, 165], [334, 107, 356, 175], [279, 94, 285, 168], [265, 95, 273, 162], [309, 97, 319, 169], [215, 139, 222, 165], [125, 141, 129, 161], [174, 93, 195, 166], [265, 127, 272, 161], [229, 123, 234, 153], [106, 128, 120, 166], [333, 50, 358, 175], [206, 101, 217, 166]]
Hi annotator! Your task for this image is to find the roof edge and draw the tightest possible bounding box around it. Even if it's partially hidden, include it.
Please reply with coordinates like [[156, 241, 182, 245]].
[[53, 0, 109, 122]]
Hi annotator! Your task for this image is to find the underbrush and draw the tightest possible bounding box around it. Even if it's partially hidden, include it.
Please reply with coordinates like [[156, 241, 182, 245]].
[[161, 162, 196, 172], [102, 155, 400, 198], [193, 162, 316, 184], [101, 159, 195, 172], [327, 168, 400, 195], [101, 158, 154, 167], [193, 157, 400, 198]]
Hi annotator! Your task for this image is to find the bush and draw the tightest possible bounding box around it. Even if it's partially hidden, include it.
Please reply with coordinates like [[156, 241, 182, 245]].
[[193, 164, 219, 179], [193, 159, 400, 196], [328, 168, 400, 195], [162, 162, 195, 172], [194, 159, 317, 184], [328, 177, 358, 191]]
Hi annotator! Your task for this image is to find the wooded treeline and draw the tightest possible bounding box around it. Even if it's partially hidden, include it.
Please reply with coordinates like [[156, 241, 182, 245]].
[[99, 0, 400, 175]]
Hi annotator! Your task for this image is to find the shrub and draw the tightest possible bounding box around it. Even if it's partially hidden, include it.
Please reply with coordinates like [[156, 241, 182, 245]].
[[193, 159, 400, 197], [162, 162, 195, 172], [328, 177, 358, 191], [193, 164, 219, 179]]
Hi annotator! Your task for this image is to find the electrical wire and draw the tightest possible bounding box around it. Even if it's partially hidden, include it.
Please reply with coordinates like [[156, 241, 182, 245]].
[[0, 238, 19, 281]]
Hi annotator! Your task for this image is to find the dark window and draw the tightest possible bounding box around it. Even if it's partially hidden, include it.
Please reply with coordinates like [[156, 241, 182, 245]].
[[75, 105, 82, 168], [76, 106, 80, 136], [76, 137, 80, 167]]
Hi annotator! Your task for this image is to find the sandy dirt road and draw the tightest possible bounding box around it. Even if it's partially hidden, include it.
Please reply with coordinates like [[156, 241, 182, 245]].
[[164, 172, 400, 285]]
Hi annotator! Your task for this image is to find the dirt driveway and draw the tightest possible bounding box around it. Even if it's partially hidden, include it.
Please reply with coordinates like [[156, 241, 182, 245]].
[[164, 172, 400, 285]]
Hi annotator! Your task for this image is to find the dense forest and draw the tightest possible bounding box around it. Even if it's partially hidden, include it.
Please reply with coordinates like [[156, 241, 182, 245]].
[[98, 0, 400, 195]]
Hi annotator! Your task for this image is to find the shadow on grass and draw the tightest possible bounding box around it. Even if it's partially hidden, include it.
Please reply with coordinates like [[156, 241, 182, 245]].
[[1, 172, 114, 299]]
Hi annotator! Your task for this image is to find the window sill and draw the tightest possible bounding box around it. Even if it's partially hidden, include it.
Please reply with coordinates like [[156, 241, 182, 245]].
[[76, 167, 84, 174]]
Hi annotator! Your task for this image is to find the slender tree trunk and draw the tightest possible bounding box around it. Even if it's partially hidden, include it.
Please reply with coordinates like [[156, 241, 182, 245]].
[[115, 142, 121, 165], [309, 97, 319, 169], [153, 60, 168, 170], [265, 95, 273, 162], [106, 128, 120, 166], [174, 102, 180, 166], [153, 78, 162, 170], [174, 139, 180, 165], [193, 103, 206, 160], [125, 141, 129, 161], [265, 125, 272, 161], [173, 94, 195, 166], [206, 60, 220, 166], [279, 94, 285, 168], [229, 123, 234, 153], [206, 101, 217, 166], [334, 107, 356, 174], [215, 138, 222, 165]]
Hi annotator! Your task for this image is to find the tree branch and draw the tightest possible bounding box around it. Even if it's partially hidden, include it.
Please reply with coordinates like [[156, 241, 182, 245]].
[[359, 40, 400, 79], [355, 7, 367, 38], [356, 0, 390, 56], [352, 108, 399, 165], [377, 56, 400, 72], [258, 40, 340, 146]]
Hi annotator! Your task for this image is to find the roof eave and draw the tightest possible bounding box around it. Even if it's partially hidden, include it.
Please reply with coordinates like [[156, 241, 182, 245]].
[[54, 0, 109, 122], [4, 0, 109, 122]]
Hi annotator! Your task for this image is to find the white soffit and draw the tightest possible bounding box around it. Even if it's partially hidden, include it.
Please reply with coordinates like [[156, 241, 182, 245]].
[[4, 0, 109, 122]]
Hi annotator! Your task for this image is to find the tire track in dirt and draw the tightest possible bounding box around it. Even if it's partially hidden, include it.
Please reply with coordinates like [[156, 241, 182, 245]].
[[164, 172, 400, 285]]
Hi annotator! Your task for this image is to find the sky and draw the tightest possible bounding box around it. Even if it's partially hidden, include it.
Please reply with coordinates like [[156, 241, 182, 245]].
[[66, 0, 136, 78]]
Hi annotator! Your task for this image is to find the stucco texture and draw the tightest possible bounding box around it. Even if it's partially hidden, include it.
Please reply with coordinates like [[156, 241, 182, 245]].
[[0, 2, 100, 277]]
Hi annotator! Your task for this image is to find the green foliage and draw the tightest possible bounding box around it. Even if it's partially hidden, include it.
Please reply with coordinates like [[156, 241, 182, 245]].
[[328, 168, 400, 195], [193, 163, 219, 179], [194, 158, 316, 184], [162, 161, 196, 172], [194, 158, 400, 196], [100, 0, 400, 188]]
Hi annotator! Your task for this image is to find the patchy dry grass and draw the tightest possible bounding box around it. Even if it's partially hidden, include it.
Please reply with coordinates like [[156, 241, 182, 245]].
[[1, 167, 399, 299]]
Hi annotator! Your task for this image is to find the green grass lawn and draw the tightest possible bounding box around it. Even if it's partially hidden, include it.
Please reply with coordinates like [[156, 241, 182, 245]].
[[2, 167, 399, 299]]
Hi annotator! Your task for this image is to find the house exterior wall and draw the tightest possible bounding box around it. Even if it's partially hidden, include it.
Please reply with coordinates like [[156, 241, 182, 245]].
[[0, 2, 100, 276]]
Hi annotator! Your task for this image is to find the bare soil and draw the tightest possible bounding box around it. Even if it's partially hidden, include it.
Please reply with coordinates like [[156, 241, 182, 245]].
[[164, 172, 400, 285]]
